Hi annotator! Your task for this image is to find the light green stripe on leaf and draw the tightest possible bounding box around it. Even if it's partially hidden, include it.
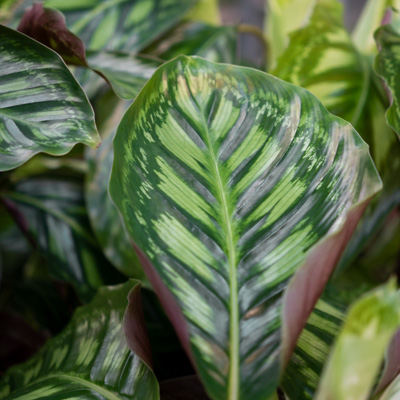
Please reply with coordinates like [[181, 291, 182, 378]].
[[110, 55, 381, 400], [0, 281, 159, 400], [0, 25, 100, 171]]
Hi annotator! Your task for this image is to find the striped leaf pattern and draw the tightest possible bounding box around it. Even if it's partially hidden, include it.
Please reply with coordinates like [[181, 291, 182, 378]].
[[282, 288, 346, 400], [3, 178, 123, 302], [87, 51, 160, 100], [0, 281, 159, 400], [110, 56, 381, 399], [43, 0, 197, 52], [86, 97, 147, 281], [375, 16, 400, 138], [0, 25, 100, 172], [273, 0, 367, 127]]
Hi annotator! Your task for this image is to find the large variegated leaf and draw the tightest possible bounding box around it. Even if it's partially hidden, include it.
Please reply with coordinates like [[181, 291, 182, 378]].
[[0, 281, 159, 400], [264, 0, 316, 69], [2, 177, 123, 301], [375, 14, 400, 138], [86, 95, 146, 281], [0, 25, 100, 172], [109, 55, 381, 399], [43, 0, 197, 52], [315, 280, 400, 400]]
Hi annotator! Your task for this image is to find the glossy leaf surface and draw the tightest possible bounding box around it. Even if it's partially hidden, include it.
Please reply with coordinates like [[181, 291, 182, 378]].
[[43, 0, 197, 52], [375, 15, 400, 138], [0, 281, 159, 400], [315, 281, 400, 400], [110, 56, 381, 399], [0, 25, 100, 171], [3, 177, 123, 301]]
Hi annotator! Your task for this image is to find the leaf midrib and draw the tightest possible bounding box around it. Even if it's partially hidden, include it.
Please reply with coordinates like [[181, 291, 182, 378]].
[[184, 79, 240, 399]]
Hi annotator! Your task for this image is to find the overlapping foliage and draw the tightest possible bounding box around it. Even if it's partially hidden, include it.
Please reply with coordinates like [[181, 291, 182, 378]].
[[0, 0, 399, 399]]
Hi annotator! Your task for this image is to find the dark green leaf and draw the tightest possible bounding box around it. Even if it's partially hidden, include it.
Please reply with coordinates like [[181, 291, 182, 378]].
[[17, 3, 160, 100], [86, 98, 147, 281], [43, 0, 197, 52], [3, 177, 123, 302], [109, 55, 381, 399], [0, 25, 100, 172], [0, 281, 159, 399], [282, 287, 346, 400]]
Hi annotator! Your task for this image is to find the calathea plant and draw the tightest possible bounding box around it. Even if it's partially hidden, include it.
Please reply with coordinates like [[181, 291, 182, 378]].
[[0, 0, 399, 399]]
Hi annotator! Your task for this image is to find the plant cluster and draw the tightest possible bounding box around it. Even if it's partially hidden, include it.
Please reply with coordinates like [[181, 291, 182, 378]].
[[0, 0, 400, 399]]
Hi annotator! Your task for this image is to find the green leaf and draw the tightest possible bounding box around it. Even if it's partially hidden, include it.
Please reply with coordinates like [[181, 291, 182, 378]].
[[3, 177, 123, 302], [375, 13, 400, 138], [109, 55, 381, 399], [264, 0, 316, 69], [43, 0, 197, 52], [145, 22, 238, 64], [0, 25, 100, 172], [185, 0, 220, 25], [282, 287, 346, 400], [17, 3, 160, 101], [0, 281, 159, 400], [273, 0, 367, 127], [315, 280, 400, 400], [352, 0, 396, 54], [272, 0, 397, 172], [86, 51, 159, 100], [86, 96, 147, 281]]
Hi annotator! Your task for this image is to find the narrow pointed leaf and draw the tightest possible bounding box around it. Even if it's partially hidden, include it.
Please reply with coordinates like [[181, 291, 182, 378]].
[[3, 178, 123, 302], [0, 25, 100, 172], [110, 56, 381, 399], [375, 14, 400, 138], [43, 0, 197, 52], [315, 281, 400, 400], [0, 281, 159, 400]]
